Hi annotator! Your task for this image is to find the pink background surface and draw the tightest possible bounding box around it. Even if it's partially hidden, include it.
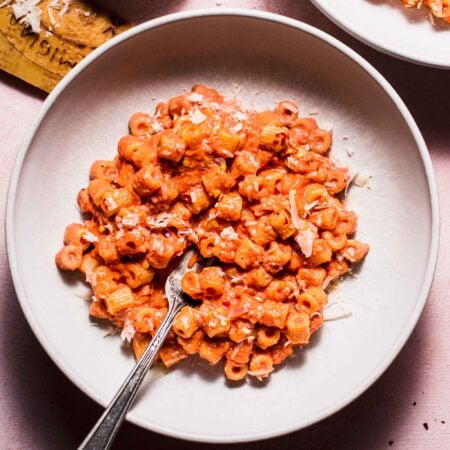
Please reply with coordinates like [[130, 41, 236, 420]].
[[1, 1, 449, 449]]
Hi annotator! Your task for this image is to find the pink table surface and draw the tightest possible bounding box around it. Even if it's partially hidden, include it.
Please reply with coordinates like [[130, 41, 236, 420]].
[[1, 1, 449, 449]]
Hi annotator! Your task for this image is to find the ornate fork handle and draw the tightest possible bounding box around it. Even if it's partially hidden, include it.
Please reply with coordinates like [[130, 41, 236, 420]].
[[78, 300, 184, 450]]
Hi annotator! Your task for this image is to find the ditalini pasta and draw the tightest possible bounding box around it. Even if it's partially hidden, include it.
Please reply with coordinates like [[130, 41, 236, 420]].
[[56, 85, 369, 381], [402, 0, 450, 23]]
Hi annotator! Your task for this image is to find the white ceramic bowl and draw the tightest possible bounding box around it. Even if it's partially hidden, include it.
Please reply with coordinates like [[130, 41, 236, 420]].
[[312, 0, 450, 69], [6, 10, 439, 443]]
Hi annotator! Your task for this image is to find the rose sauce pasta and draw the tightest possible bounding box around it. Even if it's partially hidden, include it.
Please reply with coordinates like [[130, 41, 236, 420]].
[[402, 0, 450, 23], [55, 85, 369, 381]]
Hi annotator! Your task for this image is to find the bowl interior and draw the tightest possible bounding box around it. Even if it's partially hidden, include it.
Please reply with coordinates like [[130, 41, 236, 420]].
[[9, 13, 435, 442]]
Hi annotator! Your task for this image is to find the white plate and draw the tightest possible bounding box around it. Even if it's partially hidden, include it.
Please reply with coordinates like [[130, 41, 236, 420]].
[[312, 0, 450, 69], [6, 10, 439, 443]]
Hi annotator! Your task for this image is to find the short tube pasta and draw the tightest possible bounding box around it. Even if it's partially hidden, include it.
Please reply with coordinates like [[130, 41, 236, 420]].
[[55, 85, 369, 381], [402, 0, 450, 23]]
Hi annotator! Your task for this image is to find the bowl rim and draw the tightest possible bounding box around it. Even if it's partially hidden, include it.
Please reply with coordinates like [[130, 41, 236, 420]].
[[6, 8, 440, 443], [311, 0, 450, 70]]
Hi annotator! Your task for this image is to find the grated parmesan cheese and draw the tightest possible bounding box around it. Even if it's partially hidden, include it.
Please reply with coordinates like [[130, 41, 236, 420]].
[[104, 196, 118, 210], [105, 223, 114, 234], [345, 170, 372, 198], [353, 171, 372, 188], [10, 0, 71, 33], [146, 318, 155, 332], [303, 200, 318, 213], [46, 5, 56, 25], [234, 111, 248, 121], [148, 234, 165, 254], [121, 214, 140, 227], [247, 152, 258, 168], [189, 189, 199, 203], [146, 212, 174, 229], [82, 230, 98, 243], [180, 314, 191, 330], [85, 269, 96, 285], [74, 289, 92, 301], [104, 325, 120, 338], [220, 226, 239, 240], [321, 275, 334, 290], [120, 320, 136, 343], [12, 0, 42, 33], [289, 190, 302, 229], [230, 342, 244, 360], [190, 108, 207, 125], [282, 102, 298, 114], [429, 9, 436, 25], [178, 228, 197, 243], [230, 275, 244, 284], [59, 0, 69, 17], [323, 301, 352, 321], [231, 122, 243, 134], [248, 369, 273, 378], [151, 120, 163, 134], [294, 223, 317, 258], [187, 92, 204, 103]]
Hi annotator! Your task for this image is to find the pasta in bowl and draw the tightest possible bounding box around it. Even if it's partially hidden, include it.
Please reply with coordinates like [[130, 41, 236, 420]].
[[7, 10, 438, 442], [55, 85, 369, 381]]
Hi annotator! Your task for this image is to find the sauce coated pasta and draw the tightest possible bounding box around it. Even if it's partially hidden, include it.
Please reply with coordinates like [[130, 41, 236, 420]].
[[56, 85, 369, 381], [402, 0, 450, 23]]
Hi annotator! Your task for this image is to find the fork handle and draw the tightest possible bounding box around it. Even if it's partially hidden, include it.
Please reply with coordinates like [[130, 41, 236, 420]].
[[78, 302, 183, 450]]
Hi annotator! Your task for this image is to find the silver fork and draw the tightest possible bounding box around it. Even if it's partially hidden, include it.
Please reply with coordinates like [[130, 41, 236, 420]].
[[79, 249, 197, 450]]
